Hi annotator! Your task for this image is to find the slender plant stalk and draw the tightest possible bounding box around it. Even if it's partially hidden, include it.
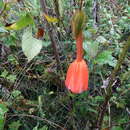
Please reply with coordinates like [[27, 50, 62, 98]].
[[79, 0, 83, 10], [40, 0, 61, 70], [53, 0, 60, 18], [76, 32, 83, 61], [8, 114, 65, 130], [96, 37, 130, 129]]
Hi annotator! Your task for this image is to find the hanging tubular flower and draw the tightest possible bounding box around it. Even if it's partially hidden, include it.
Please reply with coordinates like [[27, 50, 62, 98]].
[[65, 59, 89, 93], [65, 31, 89, 94], [65, 10, 89, 94]]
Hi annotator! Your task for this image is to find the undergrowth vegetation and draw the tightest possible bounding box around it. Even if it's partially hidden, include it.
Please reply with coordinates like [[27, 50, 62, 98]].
[[0, 0, 130, 130]]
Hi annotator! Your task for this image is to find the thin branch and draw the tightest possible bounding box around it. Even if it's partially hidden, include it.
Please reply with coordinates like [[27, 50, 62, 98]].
[[96, 37, 130, 129], [40, 0, 61, 70], [53, 0, 60, 18], [8, 114, 66, 130], [79, 0, 83, 10], [92, 0, 99, 28]]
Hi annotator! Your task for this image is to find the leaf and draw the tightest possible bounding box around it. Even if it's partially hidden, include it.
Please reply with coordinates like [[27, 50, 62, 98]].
[[95, 50, 117, 67], [111, 126, 123, 130], [116, 102, 125, 109], [43, 13, 59, 23], [39, 126, 48, 130], [83, 30, 92, 40], [0, 70, 8, 78], [87, 108, 98, 114], [33, 125, 48, 130], [33, 126, 38, 130], [0, 1, 4, 8], [0, 104, 8, 130], [5, 13, 34, 30], [42, 41, 51, 47], [30, 0, 40, 9], [11, 90, 21, 98], [0, 104, 8, 116], [96, 36, 107, 43], [83, 41, 99, 58], [8, 121, 21, 130], [0, 27, 8, 33], [22, 28, 43, 61], [94, 96, 104, 102], [7, 74, 16, 83]]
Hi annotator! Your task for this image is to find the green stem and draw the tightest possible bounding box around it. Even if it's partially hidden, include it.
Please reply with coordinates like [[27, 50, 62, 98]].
[[76, 32, 83, 61], [96, 37, 130, 130]]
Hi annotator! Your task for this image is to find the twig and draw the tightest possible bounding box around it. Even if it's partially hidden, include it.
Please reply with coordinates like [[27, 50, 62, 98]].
[[53, 0, 60, 18], [108, 102, 111, 128], [79, 0, 83, 10], [96, 37, 130, 129], [112, 121, 130, 127], [92, 0, 99, 28], [8, 114, 66, 130]]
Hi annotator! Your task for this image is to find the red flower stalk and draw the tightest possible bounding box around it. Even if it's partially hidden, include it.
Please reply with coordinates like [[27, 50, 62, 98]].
[[65, 32, 89, 94]]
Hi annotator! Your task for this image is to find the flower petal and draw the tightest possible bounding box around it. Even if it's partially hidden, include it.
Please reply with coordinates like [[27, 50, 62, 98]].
[[65, 59, 89, 93]]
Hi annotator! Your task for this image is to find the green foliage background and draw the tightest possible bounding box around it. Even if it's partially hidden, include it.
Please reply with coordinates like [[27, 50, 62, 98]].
[[0, 0, 130, 130]]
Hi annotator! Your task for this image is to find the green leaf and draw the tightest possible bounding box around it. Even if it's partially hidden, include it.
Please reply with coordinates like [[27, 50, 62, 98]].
[[5, 13, 34, 30], [0, 104, 8, 116], [7, 74, 16, 83], [83, 30, 92, 40], [94, 96, 104, 102], [96, 36, 107, 43], [33, 125, 48, 130], [0, 1, 4, 8], [87, 108, 98, 114], [33, 125, 38, 130], [8, 121, 21, 130], [112, 126, 123, 130], [0, 70, 8, 78], [30, 0, 40, 9], [11, 90, 21, 98], [42, 41, 51, 47], [95, 50, 117, 67], [0, 119, 4, 130], [0, 27, 8, 33], [39, 126, 48, 130], [83, 41, 99, 58], [0, 104, 8, 130], [7, 55, 18, 65], [116, 102, 125, 109], [22, 28, 43, 61], [128, 7, 130, 13]]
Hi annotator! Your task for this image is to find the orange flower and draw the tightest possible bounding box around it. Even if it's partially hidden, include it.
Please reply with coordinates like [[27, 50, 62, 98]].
[[65, 32, 89, 94], [65, 59, 89, 93]]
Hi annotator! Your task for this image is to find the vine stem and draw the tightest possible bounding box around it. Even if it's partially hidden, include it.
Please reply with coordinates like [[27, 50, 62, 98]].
[[96, 37, 130, 129]]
